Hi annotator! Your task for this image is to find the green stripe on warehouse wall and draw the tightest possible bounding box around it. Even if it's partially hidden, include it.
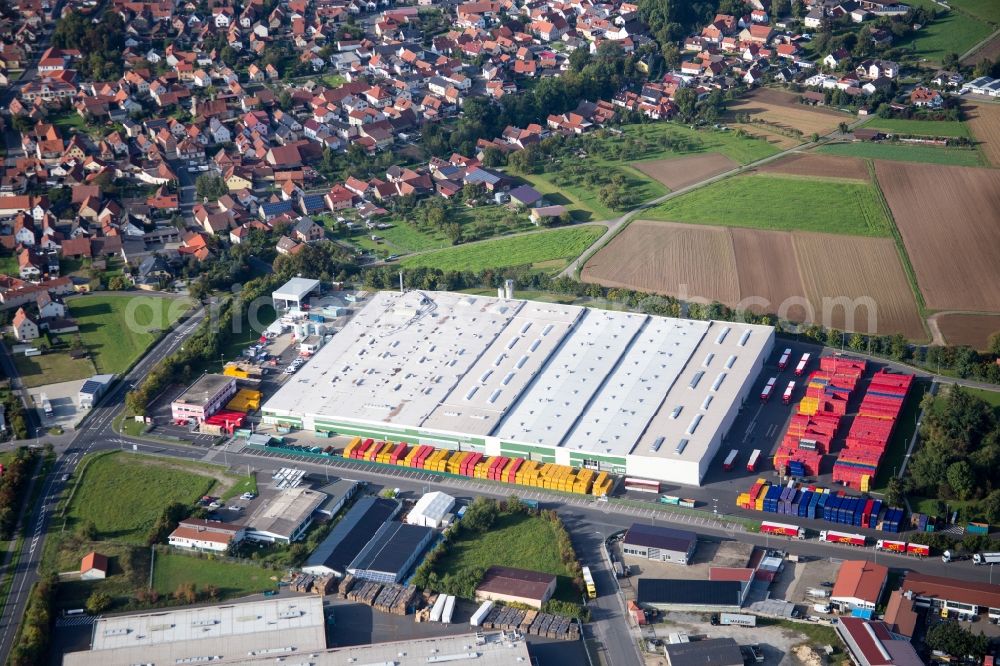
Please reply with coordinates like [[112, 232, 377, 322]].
[[312, 419, 485, 448], [499, 442, 556, 462], [569, 451, 627, 467]]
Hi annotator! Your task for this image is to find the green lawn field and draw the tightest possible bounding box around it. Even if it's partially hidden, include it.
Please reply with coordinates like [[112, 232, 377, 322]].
[[153, 552, 277, 597], [950, 0, 1000, 24], [863, 118, 971, 138], [818, 142, 986, 166], [622, 123, 782, 165], [899, 0, 992, 62], [523, 162, 667, 221], [67, 452, 215, 542], [369, 221, 450, 253], [431, 512, 580, 601], [645, 173, 891, 236], [70, 294, 191, 374], [399, 225, 605, 272], [13, 352, 96, 388]]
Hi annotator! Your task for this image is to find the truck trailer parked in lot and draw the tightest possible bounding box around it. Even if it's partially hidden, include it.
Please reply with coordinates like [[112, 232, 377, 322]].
[[760, 521, 805, 539], [819, 530, 866, 547], [760, 377, 776, 402], [778, 348, 791, 370]]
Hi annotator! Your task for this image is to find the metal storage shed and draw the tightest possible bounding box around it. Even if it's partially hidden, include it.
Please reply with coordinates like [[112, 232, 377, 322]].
[[406, 491, 455, 529]]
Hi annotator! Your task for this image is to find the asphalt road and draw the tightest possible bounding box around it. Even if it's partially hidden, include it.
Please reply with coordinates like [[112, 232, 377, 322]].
[[0, 307, 206, 662]]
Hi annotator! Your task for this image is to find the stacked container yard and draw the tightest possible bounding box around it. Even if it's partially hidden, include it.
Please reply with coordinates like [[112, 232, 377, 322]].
[[330, 436, 609, 496], [832, 370, 914, 491], [772, 356, 866, 477], [737, 477, 905, 533]]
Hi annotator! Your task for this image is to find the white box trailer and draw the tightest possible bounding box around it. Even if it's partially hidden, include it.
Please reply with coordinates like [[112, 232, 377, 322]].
[[719, 613, 756, 627], [429, 594, 447, 622], [470, 600, 493, 627], [441, 595, 456, 624]]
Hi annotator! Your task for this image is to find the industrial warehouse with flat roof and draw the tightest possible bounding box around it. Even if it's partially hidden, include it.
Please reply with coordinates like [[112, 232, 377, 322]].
[[262, 290, 773, 485]]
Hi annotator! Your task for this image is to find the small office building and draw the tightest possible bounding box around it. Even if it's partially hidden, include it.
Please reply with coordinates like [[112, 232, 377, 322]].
[[623, 523, 698, 565], [168, 518, 246, 553], [171, 374, 238, 423], [78, 374, 114, 409]]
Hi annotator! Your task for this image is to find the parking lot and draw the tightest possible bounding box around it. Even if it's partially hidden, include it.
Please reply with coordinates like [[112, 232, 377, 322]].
[[31, 378, 88, 432]]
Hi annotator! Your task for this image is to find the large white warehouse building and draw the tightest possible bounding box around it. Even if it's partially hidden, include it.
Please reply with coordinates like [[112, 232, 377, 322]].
[[262, 290, 774, 486]]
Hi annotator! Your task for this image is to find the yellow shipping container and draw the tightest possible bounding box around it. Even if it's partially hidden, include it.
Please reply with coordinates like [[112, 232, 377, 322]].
[[343, 436, 362, 458], [475, 458, 492, 479]]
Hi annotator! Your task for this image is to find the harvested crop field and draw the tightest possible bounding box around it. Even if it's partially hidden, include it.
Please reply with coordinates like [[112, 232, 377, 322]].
[[875, 161, 1000, 312], [935, 313, 1000, 350], [730, 228, 807, 317], [583, 222, 925, 338], [963, 102, 1000, 167], [727, 88, 851, 137], [759, 153, 869, 181], [580, 220, 740, 304], [729, 123, 802, 150], [794, 234, 926, 339], [632, 153, 738, 191]]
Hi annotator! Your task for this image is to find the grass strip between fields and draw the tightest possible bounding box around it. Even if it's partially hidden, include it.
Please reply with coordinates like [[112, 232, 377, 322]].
[[399, 225, 605, 272], [866, 160, 929, 322]]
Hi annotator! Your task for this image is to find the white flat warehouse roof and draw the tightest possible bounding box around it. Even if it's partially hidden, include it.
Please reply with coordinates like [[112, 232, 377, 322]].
[[64, 597, 326, 666], [262, 291, 773, 465]]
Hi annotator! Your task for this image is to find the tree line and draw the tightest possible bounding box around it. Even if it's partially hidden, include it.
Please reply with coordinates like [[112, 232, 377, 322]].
[[904, 387, 1000, 523], [0, 447, 37, 539]]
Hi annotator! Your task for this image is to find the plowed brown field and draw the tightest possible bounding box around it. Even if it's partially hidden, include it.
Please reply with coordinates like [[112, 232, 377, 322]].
[[759, 153, 870, 181], [730, 228, 809, 318], [580, 220, 740, 304], [794, 234, 926, 339], [963, 102, 1000, 166], [875, 161, 1000, 312], [935, 313, 1000, 350], [633, 153, 738, 191], [727, 88, 851, 137], [583, 221, 926, 338]]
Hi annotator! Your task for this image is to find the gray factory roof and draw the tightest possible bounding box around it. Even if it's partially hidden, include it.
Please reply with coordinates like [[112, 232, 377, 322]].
[[625, 523, 698, 553], [262, 291, 773, 463], [663, 638, 744, 666], [63, 596, 326, 666], [173, 373, 234, 407], [637, 579, 744, 607], [247, 486, 326, 540], [347, 520, 434, 577], [304, 496, 400, 574]]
